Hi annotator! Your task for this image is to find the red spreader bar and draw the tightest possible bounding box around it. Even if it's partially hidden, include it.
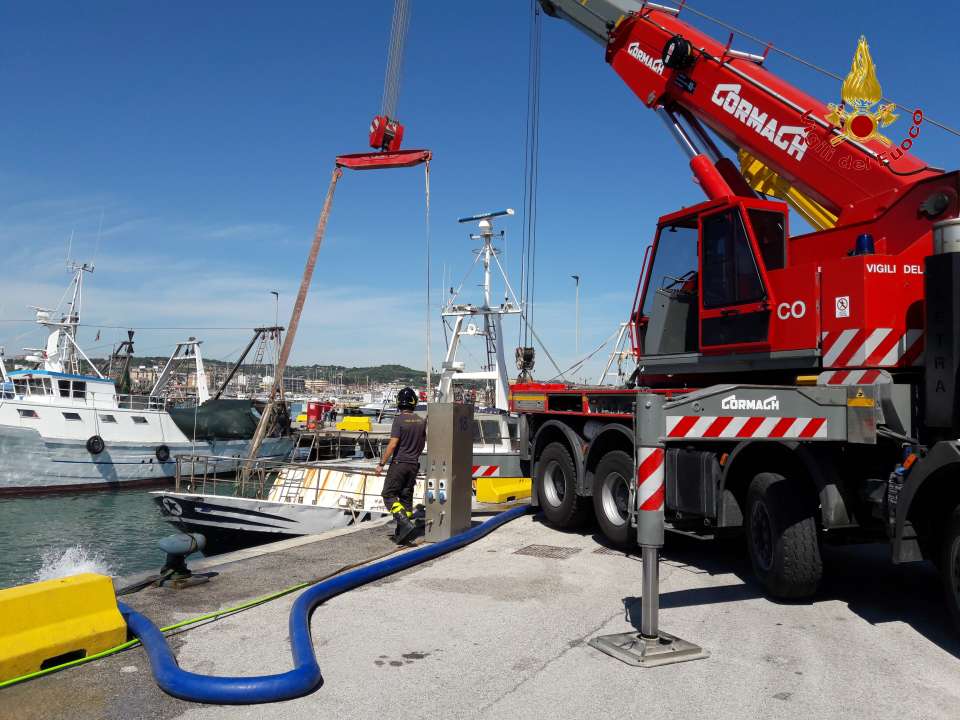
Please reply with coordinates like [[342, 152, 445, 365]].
[[335, 149, 431, 170]]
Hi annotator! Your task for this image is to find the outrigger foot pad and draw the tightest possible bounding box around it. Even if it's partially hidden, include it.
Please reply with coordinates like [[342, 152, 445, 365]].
[[588, 631, 709, 668]]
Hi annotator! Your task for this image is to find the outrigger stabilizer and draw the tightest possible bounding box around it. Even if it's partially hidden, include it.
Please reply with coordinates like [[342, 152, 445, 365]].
[[589, 395, 709, 667]]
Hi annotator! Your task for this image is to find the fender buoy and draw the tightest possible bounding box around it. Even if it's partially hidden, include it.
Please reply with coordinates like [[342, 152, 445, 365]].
[[86, 435, 105, 455], [155, 445, 171, 463]]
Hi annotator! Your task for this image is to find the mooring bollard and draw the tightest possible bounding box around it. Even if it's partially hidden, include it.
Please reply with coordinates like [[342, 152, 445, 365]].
[[589, 393, 708, 667]]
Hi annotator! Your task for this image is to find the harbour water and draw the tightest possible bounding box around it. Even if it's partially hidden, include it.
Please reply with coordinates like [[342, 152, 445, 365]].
[[0, 488, 171, 589]]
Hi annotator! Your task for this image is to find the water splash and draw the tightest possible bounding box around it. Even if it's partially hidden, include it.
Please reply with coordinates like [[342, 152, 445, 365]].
[[33, 545, 113, 582]]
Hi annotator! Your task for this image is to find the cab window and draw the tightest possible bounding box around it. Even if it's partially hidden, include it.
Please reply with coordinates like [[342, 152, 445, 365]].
[[480, 420, 502, 443], [640, 221, 699, 317], [702, 209, 764, 308], [748, 209, 786, 271]]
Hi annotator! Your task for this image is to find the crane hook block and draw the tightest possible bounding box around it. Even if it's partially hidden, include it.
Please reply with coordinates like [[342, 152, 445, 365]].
[[369, 115, 405, 152]]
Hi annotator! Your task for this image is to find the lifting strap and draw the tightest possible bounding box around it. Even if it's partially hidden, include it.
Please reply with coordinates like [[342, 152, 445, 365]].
[[424, 159, 432, 394]]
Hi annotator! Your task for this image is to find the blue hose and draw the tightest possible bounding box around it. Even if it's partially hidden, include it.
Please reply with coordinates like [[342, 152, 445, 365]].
[[119, 504, 529, 704]]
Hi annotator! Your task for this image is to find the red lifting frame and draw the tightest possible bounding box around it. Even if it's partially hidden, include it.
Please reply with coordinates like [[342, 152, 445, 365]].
[[335, 149, 431, 170]]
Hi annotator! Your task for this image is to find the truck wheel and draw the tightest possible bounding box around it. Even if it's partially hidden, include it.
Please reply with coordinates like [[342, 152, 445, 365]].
[[536, 442, 586, 528], [938, 506, 960, 631], [593, 450, 634, 547], [746, 472, 822, 599]]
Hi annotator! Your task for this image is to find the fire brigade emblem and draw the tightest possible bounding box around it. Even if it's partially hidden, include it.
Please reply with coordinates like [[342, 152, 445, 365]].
[[825, 36, 897, 147]]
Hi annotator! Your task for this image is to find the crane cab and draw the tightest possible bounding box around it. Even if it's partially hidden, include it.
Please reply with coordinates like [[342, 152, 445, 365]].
[[632, 196, 821, 383]]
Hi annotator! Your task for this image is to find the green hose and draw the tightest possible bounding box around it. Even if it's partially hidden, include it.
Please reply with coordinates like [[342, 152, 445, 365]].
[[0, 543, 406, 689]]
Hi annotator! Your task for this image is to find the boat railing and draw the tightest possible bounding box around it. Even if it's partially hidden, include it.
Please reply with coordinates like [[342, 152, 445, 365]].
[[173, 454, 386, 514], [174, 454, 340, 502], [289, 429, 388, 462], [114, 394, 168, 411]]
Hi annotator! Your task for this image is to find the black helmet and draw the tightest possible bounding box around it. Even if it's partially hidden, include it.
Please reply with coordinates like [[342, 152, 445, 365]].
[[397, 387, 418, 410]]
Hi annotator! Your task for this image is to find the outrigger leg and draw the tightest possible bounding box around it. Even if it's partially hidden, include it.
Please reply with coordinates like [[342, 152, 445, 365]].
[[589, 394, 709, 667]]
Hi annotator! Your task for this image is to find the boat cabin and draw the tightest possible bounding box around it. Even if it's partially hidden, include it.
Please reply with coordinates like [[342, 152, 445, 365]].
[[1, 370, 116, 406]]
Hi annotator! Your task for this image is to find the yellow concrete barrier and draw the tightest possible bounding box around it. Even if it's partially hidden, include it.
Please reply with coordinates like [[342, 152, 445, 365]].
[[0, 573, 126, 681], [475, 477, 531, 504], [336, 416, 373, 432]]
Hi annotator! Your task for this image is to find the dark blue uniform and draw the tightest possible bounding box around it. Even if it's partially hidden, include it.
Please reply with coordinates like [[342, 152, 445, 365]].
[[381, 411, 426, 517]]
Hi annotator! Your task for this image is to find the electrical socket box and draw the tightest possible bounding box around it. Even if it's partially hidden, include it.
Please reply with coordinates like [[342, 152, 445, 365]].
[[424, 403, 474, 542]]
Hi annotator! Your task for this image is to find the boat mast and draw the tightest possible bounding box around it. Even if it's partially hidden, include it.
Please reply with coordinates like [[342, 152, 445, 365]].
[[438, 209, 520, 411], [63, 261, 94, 375], [151, 338, 208, 403]]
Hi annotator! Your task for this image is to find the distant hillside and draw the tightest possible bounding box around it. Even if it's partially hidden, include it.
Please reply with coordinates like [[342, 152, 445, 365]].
[[288, 364, 426, 385], [116, 357, 425, 385]]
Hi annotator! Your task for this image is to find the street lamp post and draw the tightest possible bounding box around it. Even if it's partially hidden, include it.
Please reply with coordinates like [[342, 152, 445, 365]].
[[571, 274, 581, 356]]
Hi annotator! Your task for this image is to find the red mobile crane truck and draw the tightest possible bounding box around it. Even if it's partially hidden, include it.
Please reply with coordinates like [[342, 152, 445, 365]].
[[516, 0, 960, 627]]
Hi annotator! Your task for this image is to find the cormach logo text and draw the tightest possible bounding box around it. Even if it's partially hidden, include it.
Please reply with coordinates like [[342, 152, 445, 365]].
[[711, 84, 807, 160], [627, 42, 664, 76], [720, 394, 780, 411]]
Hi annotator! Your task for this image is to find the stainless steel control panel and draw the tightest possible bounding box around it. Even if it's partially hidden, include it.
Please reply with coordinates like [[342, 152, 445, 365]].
[[424, 403, 473, 542]]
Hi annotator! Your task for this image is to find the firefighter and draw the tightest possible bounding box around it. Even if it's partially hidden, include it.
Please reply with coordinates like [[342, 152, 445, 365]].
[[376, 387, 425, 544]]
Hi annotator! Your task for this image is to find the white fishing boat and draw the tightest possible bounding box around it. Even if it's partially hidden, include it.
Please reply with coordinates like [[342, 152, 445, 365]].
[[0, 264, 292, 494]]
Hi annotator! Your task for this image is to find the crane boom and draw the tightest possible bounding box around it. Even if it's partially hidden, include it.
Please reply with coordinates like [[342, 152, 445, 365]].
[[540, 0, 940, 225]]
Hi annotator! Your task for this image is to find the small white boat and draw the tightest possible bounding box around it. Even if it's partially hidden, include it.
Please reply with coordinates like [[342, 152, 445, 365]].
[[154, 411, 527, 553]]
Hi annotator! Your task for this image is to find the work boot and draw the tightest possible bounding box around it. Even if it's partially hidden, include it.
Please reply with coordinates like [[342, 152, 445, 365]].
[[392, 510, 416, 545]]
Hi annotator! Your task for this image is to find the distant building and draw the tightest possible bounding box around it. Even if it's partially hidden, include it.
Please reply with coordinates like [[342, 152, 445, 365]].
[[283, 376, 306, 393], [130, 366, 158, 386], [304, 378, 331, 393]]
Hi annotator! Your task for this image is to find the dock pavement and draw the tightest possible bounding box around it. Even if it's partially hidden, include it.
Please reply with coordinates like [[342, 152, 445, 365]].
[[7, 510, 960, 720]]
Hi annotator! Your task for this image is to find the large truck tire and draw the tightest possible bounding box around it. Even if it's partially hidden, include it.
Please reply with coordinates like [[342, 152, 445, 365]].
[[939, 506, 960, 632], [535, 442, 587, 528], [746, 472, 822, 599], [592, 450, 634, 547]]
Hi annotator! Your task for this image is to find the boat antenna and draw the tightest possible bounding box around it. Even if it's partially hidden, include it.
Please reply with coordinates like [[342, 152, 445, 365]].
[[92, 208, 104, 267]]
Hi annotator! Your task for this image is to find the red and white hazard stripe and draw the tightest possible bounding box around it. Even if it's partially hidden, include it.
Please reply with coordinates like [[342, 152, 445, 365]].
[[665, 415, 828, 439], [636, 447, 664, 512], [821, 328, 922, 368], [818, 369, 890, 385], [472, 465, 500, 478]]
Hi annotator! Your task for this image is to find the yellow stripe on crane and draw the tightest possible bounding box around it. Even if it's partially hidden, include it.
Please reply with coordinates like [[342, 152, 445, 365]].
[[738, 150, 838, 231]]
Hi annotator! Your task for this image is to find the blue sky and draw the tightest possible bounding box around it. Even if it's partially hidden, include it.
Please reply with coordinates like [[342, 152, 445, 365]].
[[2, 0, 958, 381]]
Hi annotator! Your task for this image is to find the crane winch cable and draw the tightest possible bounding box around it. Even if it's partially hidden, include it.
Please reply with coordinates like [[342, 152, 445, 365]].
[[368, 0, 412, 152], [380, 0, 411, 121], [424, 156, 432, 394], [519, 0, 543, 349]]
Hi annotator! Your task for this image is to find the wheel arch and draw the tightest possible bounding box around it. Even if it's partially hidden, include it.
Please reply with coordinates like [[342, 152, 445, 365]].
[[584, 423, 634, 497], [719, 440, 849, 529], [894, 441, 960, 563], [531, 420, 586, 506]]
